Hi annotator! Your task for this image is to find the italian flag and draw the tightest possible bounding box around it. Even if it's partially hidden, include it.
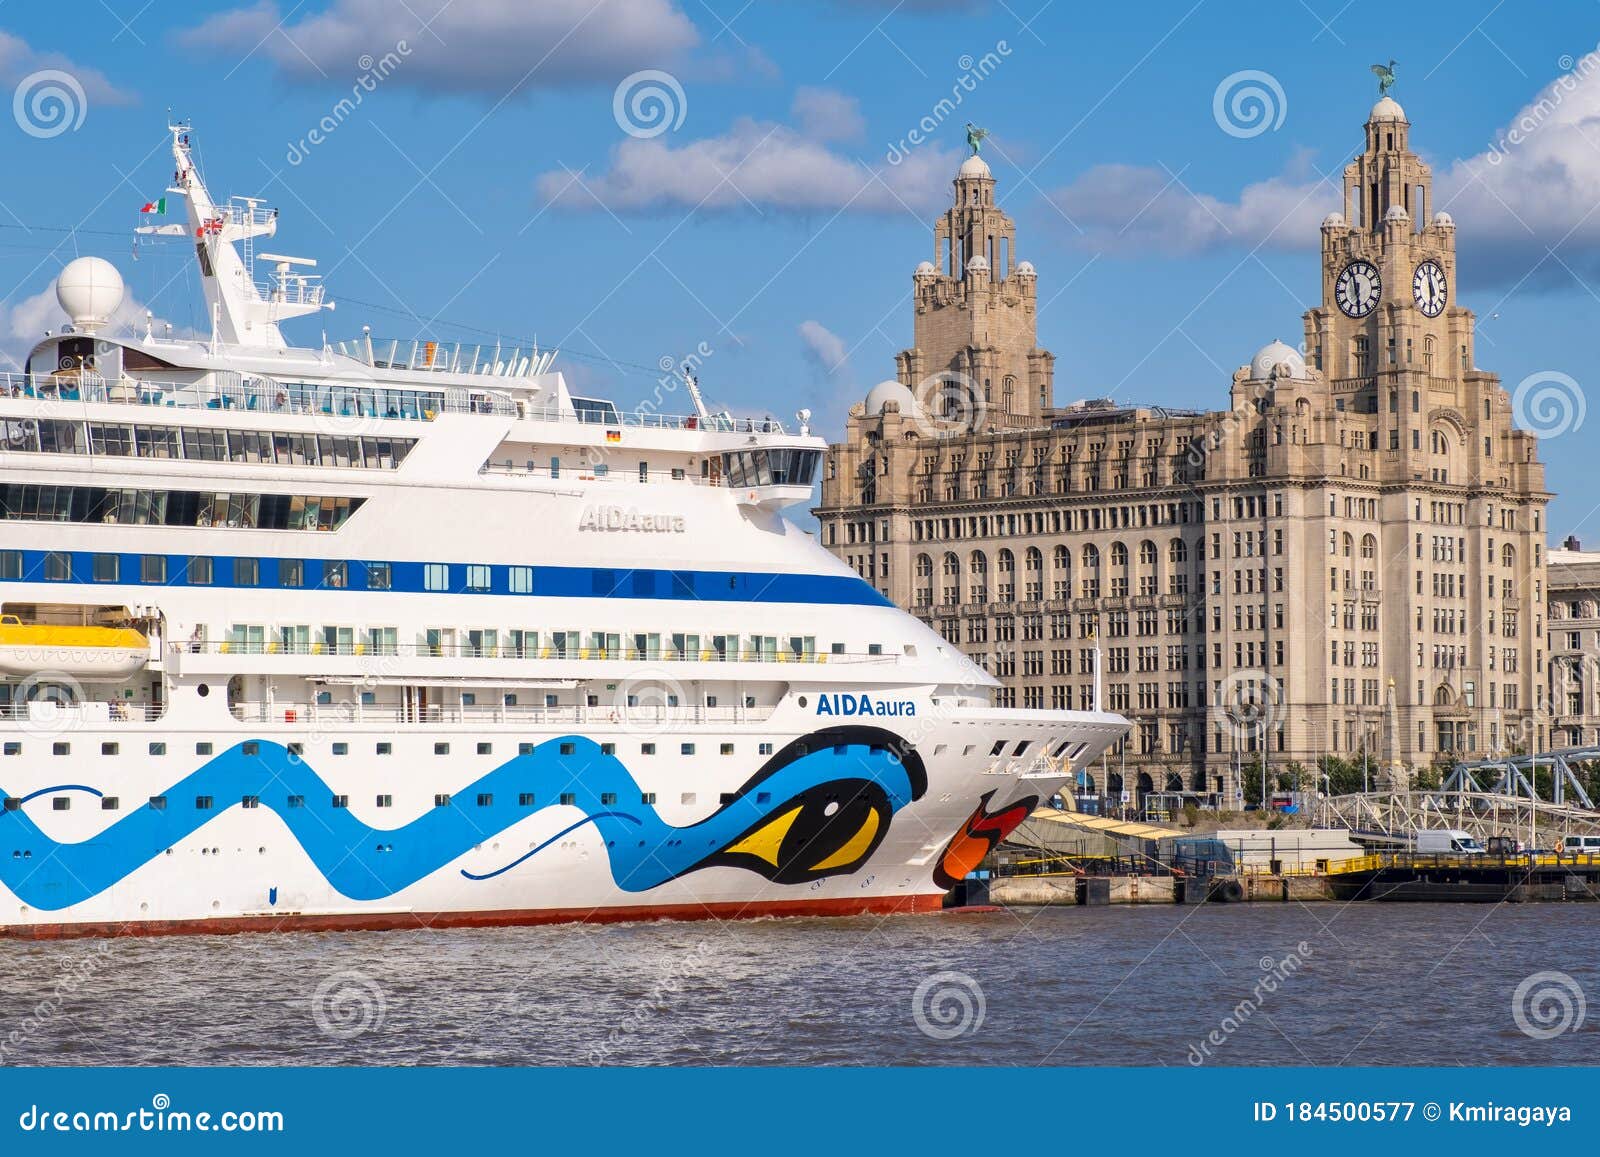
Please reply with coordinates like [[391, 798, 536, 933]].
[[139, 198, 166, 214]]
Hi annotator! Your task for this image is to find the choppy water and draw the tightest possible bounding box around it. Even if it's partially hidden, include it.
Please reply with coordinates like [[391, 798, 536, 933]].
[[3, 904, 1597, 1066]]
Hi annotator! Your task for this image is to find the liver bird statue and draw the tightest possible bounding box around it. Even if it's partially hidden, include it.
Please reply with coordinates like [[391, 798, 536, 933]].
[[965, 123, 989, 156], [1371, 59, 1397, 97]]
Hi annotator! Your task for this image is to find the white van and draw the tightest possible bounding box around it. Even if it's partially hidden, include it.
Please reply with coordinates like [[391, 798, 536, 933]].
[[1415, 829, 1486, 855], [1560, 835, 1600, 856]]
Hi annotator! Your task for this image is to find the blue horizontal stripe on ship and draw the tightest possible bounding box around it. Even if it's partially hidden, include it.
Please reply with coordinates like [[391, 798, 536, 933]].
[[0, 549, 892, 607]]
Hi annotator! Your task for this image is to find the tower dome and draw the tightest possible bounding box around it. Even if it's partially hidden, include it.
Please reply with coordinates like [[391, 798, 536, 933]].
[[1322, 211, 1346, 229], [1368, 95, 1406, 122], [1013, 260, 1036, 277], [1384, 203, 1410, 222], [914, 260, 937, 278], [1249, 339, 1306, 381], [957, 154, 991, 180], [864, 379, 920, 418], [965, 254, 989, 274], [54, 256, 124, 334], [1432, 210, 1454, 229]]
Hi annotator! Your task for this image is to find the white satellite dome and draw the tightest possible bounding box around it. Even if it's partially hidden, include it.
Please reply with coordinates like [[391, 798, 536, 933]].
[[1014, 260, 1036, 276], [1432, 210, 1455, 228], [1384, 203, 1410, 221], [1369, 95, 1406, 122], [965, 254, 990, 274], [914, 260, 937, 277], [957, 154, 991, 179], [55, 256, 125, 335], [1249, 339, 1306, 381], [1321, 211, 1346, 229], [864, 379, 919, 417]]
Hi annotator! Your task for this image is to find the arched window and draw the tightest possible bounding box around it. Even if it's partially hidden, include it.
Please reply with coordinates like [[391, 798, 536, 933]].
[[997, 548, 1016, 601], [1110, 541, 1128, 567], [1139, 540, 1158, 566], [968, 550, 989, 603], [1361, 533, 1377, 559], [1168, 538, 1187, 564], [1081, 544, 1101, 598], [914, 553, 934, 606], [1342, 532, 1353, 557], [1502, 543, 1515, 568], [1052, 545, 1071, 599], [1053, 544, 1070, 571], [916, 554, 933, 578], [942, 551, 961, 577], [1083, 544, 1100, 569], [1024, 546, 1044, 600], [997, 548, 1015, 574]]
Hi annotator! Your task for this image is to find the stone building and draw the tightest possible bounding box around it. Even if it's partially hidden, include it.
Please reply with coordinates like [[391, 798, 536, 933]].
[[816, 95, 1551, 801], [1549, 539, 1600, 749]]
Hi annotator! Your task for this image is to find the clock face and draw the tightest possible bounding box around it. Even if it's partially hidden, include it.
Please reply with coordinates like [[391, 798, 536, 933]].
[[1335, 260, 1381, 318], [1413, 259, 1447, 317]]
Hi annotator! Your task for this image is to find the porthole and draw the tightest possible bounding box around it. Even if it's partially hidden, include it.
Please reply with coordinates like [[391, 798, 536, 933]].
[[797, 695, 807, 708], [196, 684, 210, 698]]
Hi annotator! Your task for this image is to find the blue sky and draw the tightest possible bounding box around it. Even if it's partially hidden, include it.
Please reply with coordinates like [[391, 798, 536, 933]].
[[2, 1, 1600, 536]]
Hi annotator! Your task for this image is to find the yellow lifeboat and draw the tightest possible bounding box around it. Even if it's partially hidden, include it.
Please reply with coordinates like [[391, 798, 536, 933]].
[[0, 615, 149, 678]]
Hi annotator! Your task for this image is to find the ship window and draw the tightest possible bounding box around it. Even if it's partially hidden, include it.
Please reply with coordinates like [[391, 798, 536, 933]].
[[242, 795, 259, 809], [719, 793, 735, 804], [559, 742, 575, 755], [52, 742, 68, 756], [477, 793, 493, 807], [989, 741, 1006, 756], [477, 742, 491, 755], [1012, 740, 1031, 756], [281, 559, 304, 587], [720, 743, 734, 755], [324, 561, 347, 589], [560, 793, 576, 806], [509, 566, 533, 593], [242, 742, 259, 756], [331, 794, 348, 808], [332, 742, 348, 755], [759, 743, 773, 754], [234, 557, 259, 586], [195, 796, 213, 810], [196, 742, 213, 755], [518, 793, 535, 807], [518, 742, 534, 756], [287, 742, 304, 757], [141, 555, 167, 583], [2, 797, 18, 810], [466, 564, 491, 591], [549, 457, 561, 479], [641, 792, 656, 805], [642, 743, 656, 755], [52, 797, 69, 811], [375, 795, 392, 808], [148, 796, 166, 810], [434, 794, 452, 808], [101, 797, 118, 810], [376, 742, 392, 755], [287, 795, 305, 808], [1, 743, 16, 756], [101, 742, 118, 755], [367, 561, 391, 590], [681, 743, 695, 755], [434, 742, 449, 755], [424, 563, 449, 591], [756, 792, 771, 805], [600, 792, 617, 805], [92, 554, 118, 582], [187, 556, 213, 585], [0, 550, 19, 578], [43, 552, 70, 581], [600, 742, 616, 755]]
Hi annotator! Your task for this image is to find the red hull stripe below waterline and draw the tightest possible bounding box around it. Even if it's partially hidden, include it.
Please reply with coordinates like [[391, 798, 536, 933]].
[[1, 893, 950, 940]]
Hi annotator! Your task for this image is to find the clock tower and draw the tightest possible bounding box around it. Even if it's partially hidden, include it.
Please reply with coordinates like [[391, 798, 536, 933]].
[[1305, 94, 1473, 397]]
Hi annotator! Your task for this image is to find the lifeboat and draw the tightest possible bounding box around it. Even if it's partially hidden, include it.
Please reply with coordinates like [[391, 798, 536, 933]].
[[0, 615, 149, 678]]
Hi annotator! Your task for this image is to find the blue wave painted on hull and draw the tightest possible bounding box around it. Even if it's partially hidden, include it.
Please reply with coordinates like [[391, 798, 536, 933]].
[[0, 735, 921, 911]]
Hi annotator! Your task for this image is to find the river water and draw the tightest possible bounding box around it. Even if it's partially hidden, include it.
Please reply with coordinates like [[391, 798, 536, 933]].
[[3, 904, 1596, 1066]]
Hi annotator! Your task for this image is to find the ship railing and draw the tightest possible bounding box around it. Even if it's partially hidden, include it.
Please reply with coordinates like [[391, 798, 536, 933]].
[[331, 338, 556, 380], [0, 702, 164, 725], [178, 641, 896, 665], [234, 702, 779, 727]]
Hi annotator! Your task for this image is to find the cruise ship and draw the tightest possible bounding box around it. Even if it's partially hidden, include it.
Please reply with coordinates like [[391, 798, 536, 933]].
[[0, 122, 1128, 938]]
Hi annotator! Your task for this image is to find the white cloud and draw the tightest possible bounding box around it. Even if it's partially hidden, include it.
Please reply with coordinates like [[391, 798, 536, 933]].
[[537, 116, 960, 216], [1046, 65, 1600, 291], [799, 319, 849, 376], [791, 87, 865, 142], [0, 31, 136, 106], [0, 283, 193, 372], [176, 0, 698, 95]]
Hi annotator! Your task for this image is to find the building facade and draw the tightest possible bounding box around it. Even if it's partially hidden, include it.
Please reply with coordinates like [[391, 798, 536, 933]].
[[1549, 540, 1600, 750], [817, 96, 1551, 801]]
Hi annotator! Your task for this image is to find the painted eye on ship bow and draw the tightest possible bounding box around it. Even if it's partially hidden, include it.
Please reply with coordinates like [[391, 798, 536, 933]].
[[699, 780, 892, 885]]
